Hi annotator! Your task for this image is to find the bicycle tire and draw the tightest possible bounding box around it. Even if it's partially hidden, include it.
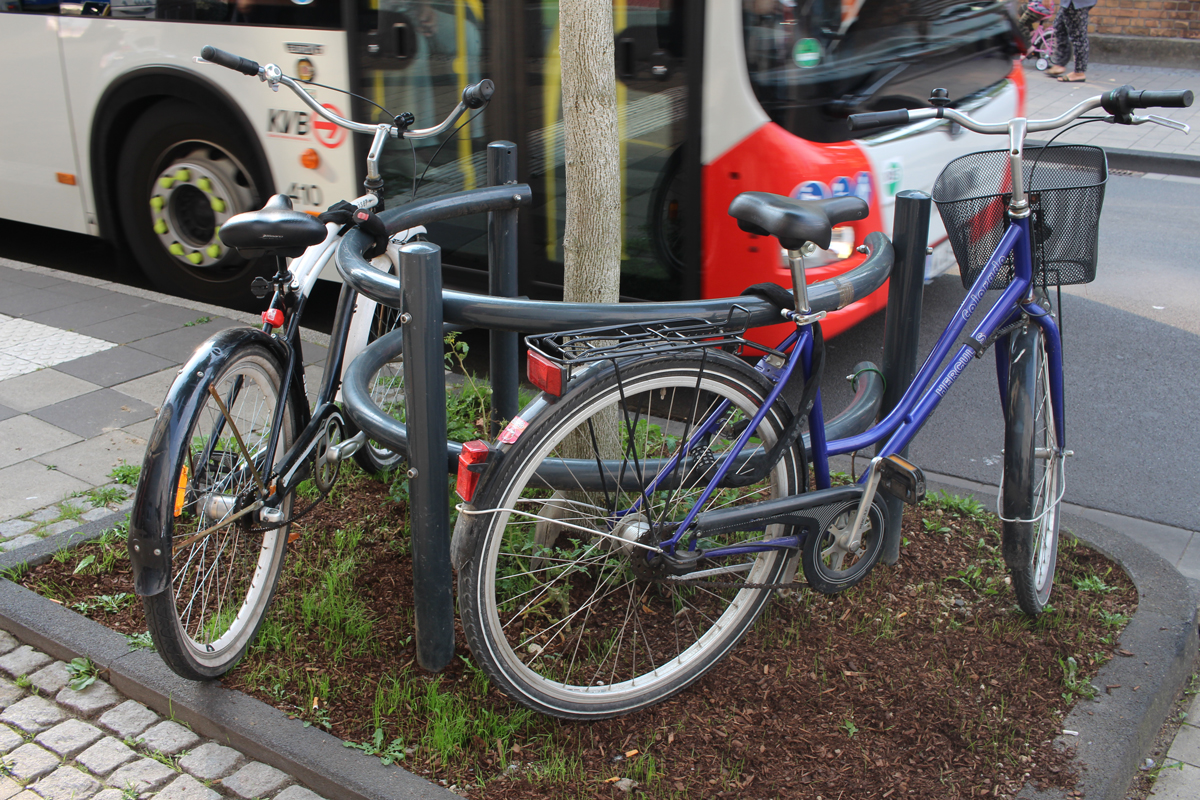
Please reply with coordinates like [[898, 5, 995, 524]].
[[142, 343, 298, 679], [458, 352, 804, 719], [343, 285, 406, 475], [1002, 323, 1062, 616]]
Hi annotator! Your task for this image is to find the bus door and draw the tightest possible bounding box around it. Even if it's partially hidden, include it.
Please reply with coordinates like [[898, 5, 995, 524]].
[[0, 12, 89, 233], [355, 0, 493, 284], [521, 0, 699, 302]]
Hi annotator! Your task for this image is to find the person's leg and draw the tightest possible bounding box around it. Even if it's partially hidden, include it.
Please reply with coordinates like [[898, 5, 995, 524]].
[[1046, 8, 1072, 76], [1057, 6, 1088, 81]]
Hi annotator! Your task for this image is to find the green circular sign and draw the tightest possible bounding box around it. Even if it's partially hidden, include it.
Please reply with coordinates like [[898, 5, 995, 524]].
[[793, 38, 821, 68]]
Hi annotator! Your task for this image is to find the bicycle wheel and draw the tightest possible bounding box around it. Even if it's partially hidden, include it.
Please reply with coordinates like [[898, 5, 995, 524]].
[[143, 344, 298, 679], [1002, 323, 1062, 616], [800, 496, 886, 594], [344, 287, 406, 475], [459, 352, 804, 719]]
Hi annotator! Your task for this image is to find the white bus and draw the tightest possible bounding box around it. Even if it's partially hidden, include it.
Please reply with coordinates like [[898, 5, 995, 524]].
[[0, 0, 1023, 332]]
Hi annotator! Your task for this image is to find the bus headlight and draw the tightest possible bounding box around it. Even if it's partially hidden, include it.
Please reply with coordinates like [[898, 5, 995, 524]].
[[779, 226, 856, 268]]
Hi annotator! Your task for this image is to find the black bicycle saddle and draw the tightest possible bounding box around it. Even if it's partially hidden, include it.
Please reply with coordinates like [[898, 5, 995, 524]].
[[728, 193, 868, 251], [219, 194, 328, 257]]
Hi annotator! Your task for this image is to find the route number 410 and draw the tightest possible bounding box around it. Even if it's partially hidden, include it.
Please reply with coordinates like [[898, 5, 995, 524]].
[[287, 183, 324, 207]]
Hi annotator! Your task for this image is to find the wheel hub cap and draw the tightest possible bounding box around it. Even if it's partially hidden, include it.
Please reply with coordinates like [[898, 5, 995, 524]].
[[150, 157, 243, 269]]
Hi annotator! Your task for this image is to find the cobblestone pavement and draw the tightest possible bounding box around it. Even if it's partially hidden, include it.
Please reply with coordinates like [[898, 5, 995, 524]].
[[0, 629, 329, 800]]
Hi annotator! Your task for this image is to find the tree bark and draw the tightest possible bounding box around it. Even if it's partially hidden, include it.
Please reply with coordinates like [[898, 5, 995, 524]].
[[559, 0, 621, 305]]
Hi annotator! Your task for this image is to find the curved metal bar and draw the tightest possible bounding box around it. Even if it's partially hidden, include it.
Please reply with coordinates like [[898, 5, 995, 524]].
[[340, 227, 893, 332], [342, 332, 885, 479]]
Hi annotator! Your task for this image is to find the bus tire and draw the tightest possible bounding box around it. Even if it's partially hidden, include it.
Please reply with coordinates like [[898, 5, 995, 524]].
[[115, 99, 270, 306]]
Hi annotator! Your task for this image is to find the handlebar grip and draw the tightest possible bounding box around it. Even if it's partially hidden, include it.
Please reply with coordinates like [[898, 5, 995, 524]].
[[200, 45, 261, 77], [1132, 89, 1194, 109], [1102, 85, 1194, 119], [462, 79, 495, 110], [847, 109, 911, 131]]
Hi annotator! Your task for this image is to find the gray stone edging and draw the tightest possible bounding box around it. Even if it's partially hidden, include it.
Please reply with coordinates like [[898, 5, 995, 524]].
[[918, 477, 1199, 800]]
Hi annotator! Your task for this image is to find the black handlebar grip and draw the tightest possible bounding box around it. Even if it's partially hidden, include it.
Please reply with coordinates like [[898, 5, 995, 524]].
[[462, 79, 495, 110], [847, 109, 911, 131], [200, 45, 261, 77], [1134, 89, 1194, 109]]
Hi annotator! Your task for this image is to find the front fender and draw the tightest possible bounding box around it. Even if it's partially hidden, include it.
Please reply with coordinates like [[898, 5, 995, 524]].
[[127, 327, 291, 597]]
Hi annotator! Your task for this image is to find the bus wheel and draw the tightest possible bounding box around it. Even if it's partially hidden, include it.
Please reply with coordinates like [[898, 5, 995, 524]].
[[116, 100, 269, 306]]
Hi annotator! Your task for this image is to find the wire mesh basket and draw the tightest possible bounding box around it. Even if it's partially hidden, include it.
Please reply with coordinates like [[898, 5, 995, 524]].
[[932, 144, 1107, 290]]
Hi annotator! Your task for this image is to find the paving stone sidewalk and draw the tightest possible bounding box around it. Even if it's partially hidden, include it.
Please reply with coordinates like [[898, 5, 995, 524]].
[[0, 628, 328, 800]]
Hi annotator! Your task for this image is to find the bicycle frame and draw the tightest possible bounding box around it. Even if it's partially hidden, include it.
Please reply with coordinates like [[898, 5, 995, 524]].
[[578, 201, 1067, 565]]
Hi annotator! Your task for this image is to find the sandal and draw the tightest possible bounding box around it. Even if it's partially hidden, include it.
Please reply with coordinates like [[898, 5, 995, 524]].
[[1045, 65, 1066, 77], [1057, 73, 1086, 83]]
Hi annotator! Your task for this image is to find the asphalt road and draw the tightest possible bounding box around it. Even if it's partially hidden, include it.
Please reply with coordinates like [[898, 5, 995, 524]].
[[820, 173, 1200, 534], [3, 174, 1196, 532]]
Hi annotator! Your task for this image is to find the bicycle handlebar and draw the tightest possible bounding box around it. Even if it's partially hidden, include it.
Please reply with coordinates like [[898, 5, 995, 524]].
[[199, 45, 260, 77], [198, 45, 493, 140], [848, 84, 1194, 134]]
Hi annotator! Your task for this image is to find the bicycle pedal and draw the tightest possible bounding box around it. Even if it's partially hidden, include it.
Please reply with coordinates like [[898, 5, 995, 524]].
[[877, 455, 926, 506]]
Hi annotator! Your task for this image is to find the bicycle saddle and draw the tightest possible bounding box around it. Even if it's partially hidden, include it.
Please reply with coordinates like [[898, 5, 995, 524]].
[[219, 194, 328, 257], [728, 193, 868, 251]]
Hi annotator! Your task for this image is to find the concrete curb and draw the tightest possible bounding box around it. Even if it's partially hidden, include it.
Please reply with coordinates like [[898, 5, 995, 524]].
[[1025, 142, 1200, 180], [922, 475, 1199, 800], [1092, 35, 1200, 71], [0, 522, 458, 800]]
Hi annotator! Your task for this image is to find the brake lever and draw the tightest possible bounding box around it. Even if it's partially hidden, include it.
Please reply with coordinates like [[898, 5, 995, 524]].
[[1140, 114, 1191, 134]]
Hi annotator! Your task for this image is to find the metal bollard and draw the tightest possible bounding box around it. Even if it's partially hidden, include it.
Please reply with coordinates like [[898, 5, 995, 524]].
[[877, 190, 931, 566], [488, 141, 520, 436], [400, 241, 455, 671]]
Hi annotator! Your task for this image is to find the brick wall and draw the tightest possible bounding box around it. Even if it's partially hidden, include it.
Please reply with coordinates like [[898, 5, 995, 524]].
[[1088, 0, 1200, 40]]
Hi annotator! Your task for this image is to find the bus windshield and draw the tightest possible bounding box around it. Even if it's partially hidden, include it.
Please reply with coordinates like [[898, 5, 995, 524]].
[[743, 0, 1018, 143]]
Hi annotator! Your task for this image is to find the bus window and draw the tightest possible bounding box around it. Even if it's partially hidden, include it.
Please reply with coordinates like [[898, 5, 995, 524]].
[[743, 0, 1018, 143], [526, 0, 691, 301], [359, 0, 491, 268]]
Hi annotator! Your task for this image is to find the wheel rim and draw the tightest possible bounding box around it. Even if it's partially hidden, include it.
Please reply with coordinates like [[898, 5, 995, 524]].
[[1030, 345, 1060, 594], [150, 143, 255, 273], [366, 304, 405, 462], [477, 366, 795, 709], [170, 356, 289, 662]]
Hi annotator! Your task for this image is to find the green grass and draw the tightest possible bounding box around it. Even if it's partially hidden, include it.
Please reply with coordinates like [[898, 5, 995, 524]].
[[109, 462, 141, 486], [66, 657, 100, 691], [923, 489, 987, 520]]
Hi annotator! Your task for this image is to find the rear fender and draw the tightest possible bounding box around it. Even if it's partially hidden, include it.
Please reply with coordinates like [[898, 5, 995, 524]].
[[127, 327, 297, 596]]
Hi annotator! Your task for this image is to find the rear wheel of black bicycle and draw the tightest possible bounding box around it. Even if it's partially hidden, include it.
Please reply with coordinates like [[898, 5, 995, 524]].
[[1002, 323, 1062, 616], [344, 287, 407, 475], [142, 344, 298, 679], [458, 352, 804, 719]]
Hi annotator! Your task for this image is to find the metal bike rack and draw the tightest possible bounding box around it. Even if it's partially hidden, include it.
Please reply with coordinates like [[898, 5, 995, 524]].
[[877, 190, 932, 565], [338, 143, 921, 670]]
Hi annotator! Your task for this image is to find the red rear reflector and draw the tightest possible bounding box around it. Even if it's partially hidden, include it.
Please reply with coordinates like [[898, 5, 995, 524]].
[[527, 350, 564, 396], [262, 308, 285, 328], [456, 440, 490, 501]]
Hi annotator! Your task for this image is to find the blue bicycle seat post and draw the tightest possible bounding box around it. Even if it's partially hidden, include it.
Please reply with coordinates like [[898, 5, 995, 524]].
[[877, 190, 931, 565], [400, 241, 456, 672]]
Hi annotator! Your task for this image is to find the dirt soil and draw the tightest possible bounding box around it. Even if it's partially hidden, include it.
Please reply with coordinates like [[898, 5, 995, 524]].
[[21, 475, 1138, 799]]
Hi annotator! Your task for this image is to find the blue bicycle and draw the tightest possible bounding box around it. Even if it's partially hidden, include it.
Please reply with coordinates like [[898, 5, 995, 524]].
[[450, 85, 1193, 719]]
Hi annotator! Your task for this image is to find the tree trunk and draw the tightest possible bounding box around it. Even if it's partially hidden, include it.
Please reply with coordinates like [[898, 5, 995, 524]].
[[559, 0, 621, 305]]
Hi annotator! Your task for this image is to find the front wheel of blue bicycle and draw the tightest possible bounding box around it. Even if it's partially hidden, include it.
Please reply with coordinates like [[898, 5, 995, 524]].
[[458, 352, 805, 719], [1002, 324, 1062, 616]]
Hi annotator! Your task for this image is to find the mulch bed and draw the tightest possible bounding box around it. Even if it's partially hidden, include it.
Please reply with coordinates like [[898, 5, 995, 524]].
[[19, 474, 1137, 799]]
